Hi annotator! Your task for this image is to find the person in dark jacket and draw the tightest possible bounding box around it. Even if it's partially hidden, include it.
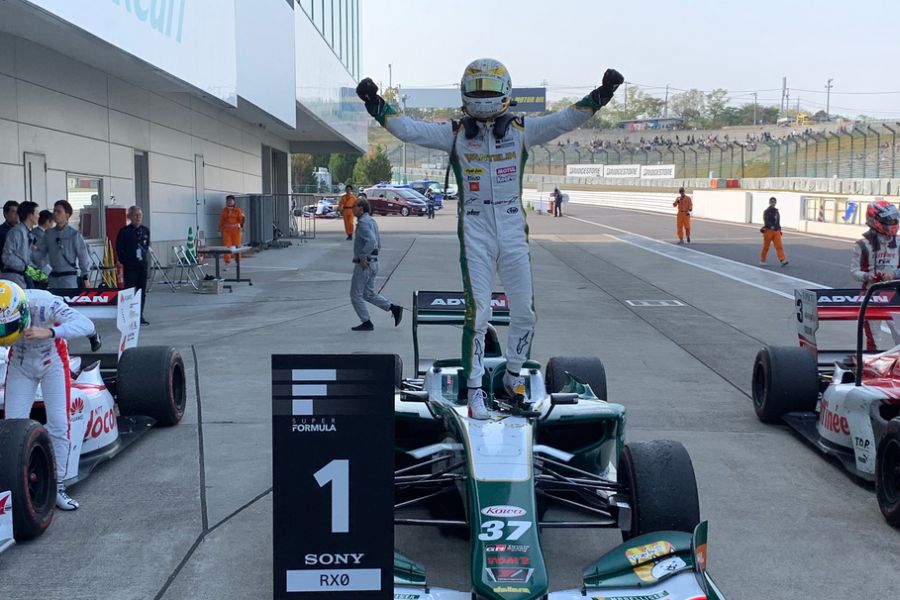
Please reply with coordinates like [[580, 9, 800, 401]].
[[759, 197, 788, 267], [115, 206, 151, 325], [0, 200, 19, 272]]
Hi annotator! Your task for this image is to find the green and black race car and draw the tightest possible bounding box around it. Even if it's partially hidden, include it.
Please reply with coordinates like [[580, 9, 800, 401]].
[[392, 291, 726, 600]]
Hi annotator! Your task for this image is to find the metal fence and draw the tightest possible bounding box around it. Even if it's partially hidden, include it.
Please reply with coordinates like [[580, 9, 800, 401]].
[[766, 124, 900, 178], [231, 193, 321, 246]]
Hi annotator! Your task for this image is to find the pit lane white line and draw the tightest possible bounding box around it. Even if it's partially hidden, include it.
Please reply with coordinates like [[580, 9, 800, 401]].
[[566, 215, 826, 300]]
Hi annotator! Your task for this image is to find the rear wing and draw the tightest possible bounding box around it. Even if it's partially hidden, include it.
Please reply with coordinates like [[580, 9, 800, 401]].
[[796, 285, 900, 354], [48, 288, 141, 358], [412, 291, 509, 376]]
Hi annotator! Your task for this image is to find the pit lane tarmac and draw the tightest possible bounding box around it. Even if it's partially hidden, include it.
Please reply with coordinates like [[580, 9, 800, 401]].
[[0, 203, 896, 600]]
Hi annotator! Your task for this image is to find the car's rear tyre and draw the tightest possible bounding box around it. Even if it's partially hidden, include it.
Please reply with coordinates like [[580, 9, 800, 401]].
[[876, 418, 900, 526], [619, 440, 700, 541], [117, 346, 187, 426], [544, 356, 607, 400], [400, 207, 410, 216], [0, 419, 56, 541], [752, 345, 818, 423]]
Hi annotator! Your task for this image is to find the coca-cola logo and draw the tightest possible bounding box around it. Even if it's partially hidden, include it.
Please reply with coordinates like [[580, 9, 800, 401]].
[[83, 406, 118, 441], [480, 505, 527, 518]]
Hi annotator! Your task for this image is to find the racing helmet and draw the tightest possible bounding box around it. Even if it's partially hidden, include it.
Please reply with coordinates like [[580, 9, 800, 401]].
[[460, 58, 512, 120], [866, 199, 900, 237], [0, 280, 29, 346]]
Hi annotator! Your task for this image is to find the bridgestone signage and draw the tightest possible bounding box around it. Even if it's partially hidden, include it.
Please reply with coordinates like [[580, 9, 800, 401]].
[[640, 164, 676, 179], [603, 164, 641, 178], [566, 164, 605, 177]]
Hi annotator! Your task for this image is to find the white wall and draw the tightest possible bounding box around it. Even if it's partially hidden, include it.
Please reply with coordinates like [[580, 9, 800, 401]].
[[0, 34, 289, 254]]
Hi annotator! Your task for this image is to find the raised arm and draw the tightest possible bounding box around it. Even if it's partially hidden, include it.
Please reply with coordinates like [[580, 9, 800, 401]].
[[356, 78, 454, 153], [525, 69, 623, 149]]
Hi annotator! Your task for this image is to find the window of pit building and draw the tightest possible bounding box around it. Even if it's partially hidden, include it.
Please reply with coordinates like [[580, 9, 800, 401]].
[[66, 174, 104, 240]]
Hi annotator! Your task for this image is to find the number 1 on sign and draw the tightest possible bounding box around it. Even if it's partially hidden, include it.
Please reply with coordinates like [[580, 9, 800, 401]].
[[314, 459, 350, 533]]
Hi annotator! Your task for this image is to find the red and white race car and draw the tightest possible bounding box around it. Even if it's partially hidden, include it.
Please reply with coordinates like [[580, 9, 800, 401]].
[[751, 282, 900, 525], [0, 288, 186, 550]]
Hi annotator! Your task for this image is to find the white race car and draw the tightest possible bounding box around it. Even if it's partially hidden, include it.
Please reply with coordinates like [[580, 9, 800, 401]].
[[752, 283, 900, 525], [0, 288, 186, 551]]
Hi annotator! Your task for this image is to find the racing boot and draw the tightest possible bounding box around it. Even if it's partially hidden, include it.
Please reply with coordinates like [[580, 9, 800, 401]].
[[56, 484, 79, 511], [467, 387, 490, 420], [503, 370, 528, 404]]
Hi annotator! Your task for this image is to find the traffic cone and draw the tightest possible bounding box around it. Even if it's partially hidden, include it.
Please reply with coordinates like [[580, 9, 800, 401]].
[[186, 226, 196, 261]]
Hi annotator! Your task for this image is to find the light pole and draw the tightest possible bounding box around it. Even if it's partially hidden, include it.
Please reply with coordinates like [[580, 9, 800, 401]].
[[400, 93, 408, 182], [388, 63, 392, 90], [867, 125, 881, 178], [825, 78, 834, 121], [752, 92, 758, 125], [885, 124, 897, 178]]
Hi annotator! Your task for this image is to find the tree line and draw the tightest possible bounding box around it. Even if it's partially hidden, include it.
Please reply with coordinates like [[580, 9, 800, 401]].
[[291, 146, 393, 189]]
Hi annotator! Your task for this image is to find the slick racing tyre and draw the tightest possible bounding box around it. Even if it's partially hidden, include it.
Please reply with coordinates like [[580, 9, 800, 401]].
[[619, 440, 700, 541], [117, 346, 186, 426], [545, 356, 607, 401], [752, 345, 818, 423], [0, 419, 56, 541], [876, 418, 900, 526]]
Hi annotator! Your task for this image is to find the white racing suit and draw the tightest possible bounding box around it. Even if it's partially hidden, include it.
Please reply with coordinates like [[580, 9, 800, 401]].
[[3, 289, 95, 481], [851, 231, 900, 350], [372, 96, 604, 387]]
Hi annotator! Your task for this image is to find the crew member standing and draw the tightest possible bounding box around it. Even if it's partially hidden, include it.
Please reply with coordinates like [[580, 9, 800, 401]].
[[759, 197, 788, 267], [852, 200, 900, 350], [0, 281, 97, 510], [116, 206, 150, 325], [337, 185, 357, 240], [349, 198, 403, 331], [217, 194, 245, 265], [673, 187, 692, 244], [0, 200, 19, 273], [2, 201, 39, 288], [36, 200, 93, 289]]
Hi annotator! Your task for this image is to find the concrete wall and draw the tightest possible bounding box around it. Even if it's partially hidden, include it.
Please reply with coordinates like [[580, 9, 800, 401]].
[[525, 182, 880, 241], [0, 34, 290, 258]]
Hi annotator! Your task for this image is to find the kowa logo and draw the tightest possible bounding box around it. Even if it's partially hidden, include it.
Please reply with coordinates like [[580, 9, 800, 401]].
[[480, 505, 527, 517]]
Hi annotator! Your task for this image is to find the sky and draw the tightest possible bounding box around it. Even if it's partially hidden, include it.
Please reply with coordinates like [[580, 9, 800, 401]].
[[361, 0, 900, 118]]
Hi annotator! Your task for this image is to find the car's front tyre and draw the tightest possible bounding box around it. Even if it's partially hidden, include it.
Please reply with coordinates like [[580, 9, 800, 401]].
[[0, 419, 56, 541], [400, 207, 410, 216], [752, 345, 818, 423], [619, 440, 699, 541], [876, 417, 900, 526]]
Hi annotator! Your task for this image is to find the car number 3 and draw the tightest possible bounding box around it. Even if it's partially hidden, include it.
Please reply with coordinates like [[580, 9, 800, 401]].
[[478, 520, 532, 541]]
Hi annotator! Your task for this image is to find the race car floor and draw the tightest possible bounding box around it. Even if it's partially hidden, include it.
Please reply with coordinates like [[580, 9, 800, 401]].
[[0, 202, 897, 600]]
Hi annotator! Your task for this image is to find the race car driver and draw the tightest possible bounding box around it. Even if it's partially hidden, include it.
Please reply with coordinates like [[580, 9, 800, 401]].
[[357, 59, 623, 419], [851, 199, 900, 350], [0, 280, 96, 510]]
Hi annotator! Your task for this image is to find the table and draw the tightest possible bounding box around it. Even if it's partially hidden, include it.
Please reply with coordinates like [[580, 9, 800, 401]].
[[202, 245, 253, 285]]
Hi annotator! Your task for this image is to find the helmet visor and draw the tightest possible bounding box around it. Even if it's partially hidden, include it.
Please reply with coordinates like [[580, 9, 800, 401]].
[[0, 317, 21, 338], [462, 77, 505, 95]]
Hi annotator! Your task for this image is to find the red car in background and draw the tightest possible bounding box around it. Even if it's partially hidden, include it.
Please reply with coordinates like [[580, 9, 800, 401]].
[[363, 185, 428, 216]]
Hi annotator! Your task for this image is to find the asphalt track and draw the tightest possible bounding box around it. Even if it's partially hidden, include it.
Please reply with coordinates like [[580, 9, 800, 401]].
[[0, 202, 895, 600]]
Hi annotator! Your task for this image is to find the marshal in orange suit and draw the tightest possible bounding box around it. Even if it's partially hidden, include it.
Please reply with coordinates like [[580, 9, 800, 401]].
[[673, 187, 693, 244], [218, 194, 245, 264], [337, 185, 357, 240]]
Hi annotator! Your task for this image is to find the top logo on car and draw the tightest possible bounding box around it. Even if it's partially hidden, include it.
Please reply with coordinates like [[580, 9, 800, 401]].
[[481, 505, 527, 517]]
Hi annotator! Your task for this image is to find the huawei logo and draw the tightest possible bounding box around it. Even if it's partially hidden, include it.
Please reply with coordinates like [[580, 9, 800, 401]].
[[70, 397, 85, 414]]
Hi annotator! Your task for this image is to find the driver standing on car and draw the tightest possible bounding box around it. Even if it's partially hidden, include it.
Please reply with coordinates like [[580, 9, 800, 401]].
[[0, 280, 96, 510], [852, 199, 900, 350], [357, 59, 623, 419]]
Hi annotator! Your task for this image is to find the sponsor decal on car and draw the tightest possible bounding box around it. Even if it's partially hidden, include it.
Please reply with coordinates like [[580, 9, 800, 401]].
[[625, 540, 675, 566], [650, 556, 687, 579], [481, 505, 527, 518], [492, 586, 530, 594], [591, 592, 671, 600], [291, 417, 337, 433], [487, 555, 531, 566], [304, 552, 365, 566], [61, 290, 119, 305], [818, 398, 849, 436], [818, 292, 895, 304], [83, 405, 118, 441], [485, 544, 530, 553], [0, 491, 9, 517], [69, 396, 85, 415], [486, 567, 533, 582], [394, 595, 422, 600]]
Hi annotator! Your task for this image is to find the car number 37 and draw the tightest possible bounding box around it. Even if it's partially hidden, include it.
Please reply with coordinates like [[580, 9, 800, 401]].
[[478, 520, 532, 541]]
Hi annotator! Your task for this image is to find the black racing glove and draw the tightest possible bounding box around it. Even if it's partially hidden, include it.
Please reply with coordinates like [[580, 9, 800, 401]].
[[591, 68, 625, 107], [356, 77, 385, 118]]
